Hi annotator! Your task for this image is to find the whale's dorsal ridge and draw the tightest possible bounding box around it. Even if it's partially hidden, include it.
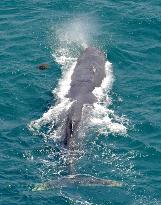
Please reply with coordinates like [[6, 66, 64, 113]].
[[64, 47, 106, 148]]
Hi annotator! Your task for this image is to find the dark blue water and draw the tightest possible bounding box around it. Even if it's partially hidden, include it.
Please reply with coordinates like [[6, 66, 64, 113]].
[[1, 0, 161, 204]]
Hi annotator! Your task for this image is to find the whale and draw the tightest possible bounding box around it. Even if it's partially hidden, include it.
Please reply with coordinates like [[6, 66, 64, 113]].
[[63, 47, 106, 150], [32, 47, 123, 191]]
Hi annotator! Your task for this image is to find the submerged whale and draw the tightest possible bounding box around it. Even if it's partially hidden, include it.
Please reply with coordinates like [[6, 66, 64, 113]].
[[32, 47, 122, 191], [64, 47, 106, 150]]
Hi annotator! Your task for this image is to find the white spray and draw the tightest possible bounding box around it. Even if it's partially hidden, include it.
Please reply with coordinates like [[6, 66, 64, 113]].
[[29, 17, 128, 140]]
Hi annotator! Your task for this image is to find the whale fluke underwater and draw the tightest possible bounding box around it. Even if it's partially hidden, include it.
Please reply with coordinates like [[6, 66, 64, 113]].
[[32, 47, 123, 191], [32, 174, 122, 191]]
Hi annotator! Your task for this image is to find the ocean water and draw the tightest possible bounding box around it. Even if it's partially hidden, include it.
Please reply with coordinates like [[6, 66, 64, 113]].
[[1, 0, 161, 204]]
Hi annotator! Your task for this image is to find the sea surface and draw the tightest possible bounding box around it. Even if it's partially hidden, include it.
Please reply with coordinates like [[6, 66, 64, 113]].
[[1, 0, 161, 204]]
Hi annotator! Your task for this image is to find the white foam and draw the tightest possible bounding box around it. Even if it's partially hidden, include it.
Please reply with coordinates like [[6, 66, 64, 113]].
[[90, 60, 128, 135], [29, 56, 128, 138], [29, 18, 128, 139]]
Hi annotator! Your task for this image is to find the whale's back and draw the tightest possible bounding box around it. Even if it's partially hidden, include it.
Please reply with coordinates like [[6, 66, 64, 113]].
[[64, 47, 106, 150], [67, 47, 106, 103]]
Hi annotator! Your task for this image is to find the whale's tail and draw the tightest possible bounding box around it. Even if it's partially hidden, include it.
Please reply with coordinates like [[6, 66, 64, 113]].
[[32, 174, 123, 191]]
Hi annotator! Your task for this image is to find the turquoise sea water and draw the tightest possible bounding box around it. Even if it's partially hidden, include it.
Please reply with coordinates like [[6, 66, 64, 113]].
[[1, 0, 161, 204]]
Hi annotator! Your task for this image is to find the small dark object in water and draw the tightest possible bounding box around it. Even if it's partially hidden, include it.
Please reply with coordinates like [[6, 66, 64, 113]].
[[38, 63, 49, 70]]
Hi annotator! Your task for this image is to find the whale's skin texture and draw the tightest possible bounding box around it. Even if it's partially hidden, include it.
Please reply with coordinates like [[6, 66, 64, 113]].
[[64, 47, 106, 150]]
